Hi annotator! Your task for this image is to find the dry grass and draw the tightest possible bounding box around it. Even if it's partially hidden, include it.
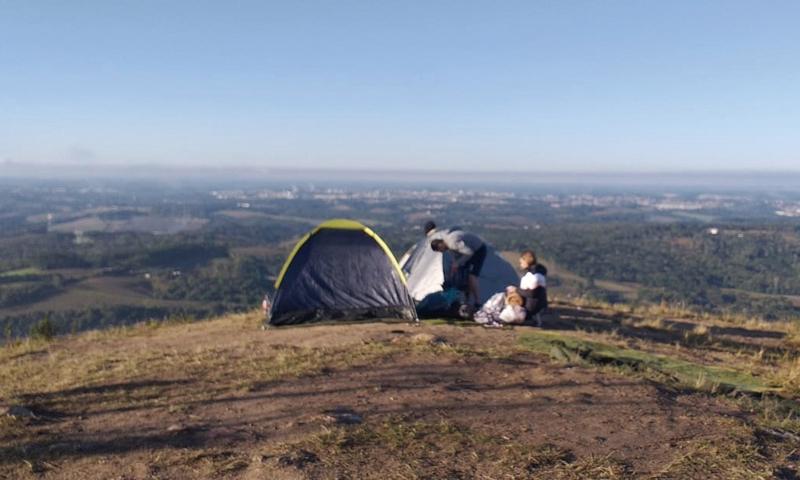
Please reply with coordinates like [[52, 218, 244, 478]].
[[750, 396, 800, 435], [557, 296, 800, 381], [267, 417, 634, 479], [270, 415, 783, 479], [3, 307, 795, 403], [621, 316, 671, 331], [682, 323, 713, 346], [784, 321, 800, 348], [561, 296, 695, 321], [559, 295, 799, 332], [0, 338, 406, 416], [0, 313, 499, 420], [766, 353, 800, 396], [651, 422, 774, 479], [4, 306, 800, 478]]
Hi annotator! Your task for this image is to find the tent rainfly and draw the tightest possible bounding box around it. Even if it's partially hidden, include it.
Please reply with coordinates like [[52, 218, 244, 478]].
[[269, 219, 418, 326]]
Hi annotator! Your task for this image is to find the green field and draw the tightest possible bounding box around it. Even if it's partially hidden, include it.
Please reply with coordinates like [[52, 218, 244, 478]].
[[0, 267, 43, 277]]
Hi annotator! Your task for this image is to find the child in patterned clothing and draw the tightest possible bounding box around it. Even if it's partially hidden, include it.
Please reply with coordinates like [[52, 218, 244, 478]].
[[473, 290, 526, 327]]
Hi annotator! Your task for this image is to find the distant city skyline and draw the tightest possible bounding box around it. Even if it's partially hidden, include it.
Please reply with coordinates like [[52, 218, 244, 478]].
[[1, 1, 799, 172]]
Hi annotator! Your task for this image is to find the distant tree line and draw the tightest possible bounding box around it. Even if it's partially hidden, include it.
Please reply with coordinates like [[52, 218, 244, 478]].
[[0, 281, 62, 308], [149, 255, 273, 304], [484, 223, 800, 319], [0, 232, 230, 272]]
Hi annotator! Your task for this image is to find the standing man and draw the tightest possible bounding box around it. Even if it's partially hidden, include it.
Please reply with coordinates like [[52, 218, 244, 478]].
[[430, 230, 487, 307]]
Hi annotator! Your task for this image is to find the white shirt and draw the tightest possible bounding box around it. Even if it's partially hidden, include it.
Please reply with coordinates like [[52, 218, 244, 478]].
[[520, 271, 546, 290]]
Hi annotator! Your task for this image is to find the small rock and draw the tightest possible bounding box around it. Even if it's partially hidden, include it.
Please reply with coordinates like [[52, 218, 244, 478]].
[[411, 332, 436, 343], [411, 333, 448, 345], [166, 424, 184, 432], [278, 450, 318, 469], [322, 408, 363, 425]]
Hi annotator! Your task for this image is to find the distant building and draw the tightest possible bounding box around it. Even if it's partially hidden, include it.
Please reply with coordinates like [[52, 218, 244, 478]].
[[73, 230, 92, 245]]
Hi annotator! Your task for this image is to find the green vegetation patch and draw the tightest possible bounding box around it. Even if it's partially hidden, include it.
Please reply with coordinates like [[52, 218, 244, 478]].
[[518, 331, 778, 395], [420, 318, 475, 327], [0, 267, 43, 277]]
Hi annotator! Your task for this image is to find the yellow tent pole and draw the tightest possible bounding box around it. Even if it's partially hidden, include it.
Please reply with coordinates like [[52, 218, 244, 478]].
[[273, 231, 313, 289], [274, 219, 407, 289], [361, 226, 408, 285]]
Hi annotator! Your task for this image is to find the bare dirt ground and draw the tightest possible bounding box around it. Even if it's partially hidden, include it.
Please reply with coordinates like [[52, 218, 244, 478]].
[[2, 303, 799, 479]]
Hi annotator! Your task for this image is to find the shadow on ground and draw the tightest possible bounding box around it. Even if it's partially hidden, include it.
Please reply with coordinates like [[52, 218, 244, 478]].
[[542, 305, 787, 356]]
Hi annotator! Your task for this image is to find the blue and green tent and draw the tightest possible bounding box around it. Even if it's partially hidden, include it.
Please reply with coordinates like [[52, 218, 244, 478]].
[[269, 219, 417, 326]]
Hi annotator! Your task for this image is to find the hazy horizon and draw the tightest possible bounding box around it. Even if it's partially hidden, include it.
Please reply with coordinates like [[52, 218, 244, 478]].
[[2, 1, 799, 171], [4, 162, 800, 193], [6, 160, 800, 175]]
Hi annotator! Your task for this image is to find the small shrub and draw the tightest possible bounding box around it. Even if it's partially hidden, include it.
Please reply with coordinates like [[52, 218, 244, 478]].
[[30, 317, 57, 341]]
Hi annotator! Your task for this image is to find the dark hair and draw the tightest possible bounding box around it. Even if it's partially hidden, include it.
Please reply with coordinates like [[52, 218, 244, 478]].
[[430, 239, 445, 251], [424, 221, 436, 234]]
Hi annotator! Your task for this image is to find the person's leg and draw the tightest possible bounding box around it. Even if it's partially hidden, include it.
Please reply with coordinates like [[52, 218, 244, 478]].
[[467, 245, 487, 305], [468, 273, 480, 306], [451, 265, 469, 305]]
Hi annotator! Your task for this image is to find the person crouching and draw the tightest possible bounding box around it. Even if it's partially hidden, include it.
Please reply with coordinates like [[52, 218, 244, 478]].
[[515, 250, 548, 326], [430, 229, 487, 308]]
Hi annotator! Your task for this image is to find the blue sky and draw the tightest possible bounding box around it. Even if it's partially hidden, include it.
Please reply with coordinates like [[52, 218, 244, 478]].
[[1, 1, 798, 171]]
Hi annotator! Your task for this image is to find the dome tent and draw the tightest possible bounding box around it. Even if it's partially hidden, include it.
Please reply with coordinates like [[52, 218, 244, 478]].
[[269, 219, 417, 326], [400, 229, 519, 313]]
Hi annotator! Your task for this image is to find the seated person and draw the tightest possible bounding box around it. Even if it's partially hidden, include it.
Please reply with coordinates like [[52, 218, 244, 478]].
[[473, 289, 526, 327], [511, 250, 548, 325]]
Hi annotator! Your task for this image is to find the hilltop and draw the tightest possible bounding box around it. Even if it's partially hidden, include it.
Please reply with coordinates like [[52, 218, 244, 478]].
[[2, 299, 799, 479]]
